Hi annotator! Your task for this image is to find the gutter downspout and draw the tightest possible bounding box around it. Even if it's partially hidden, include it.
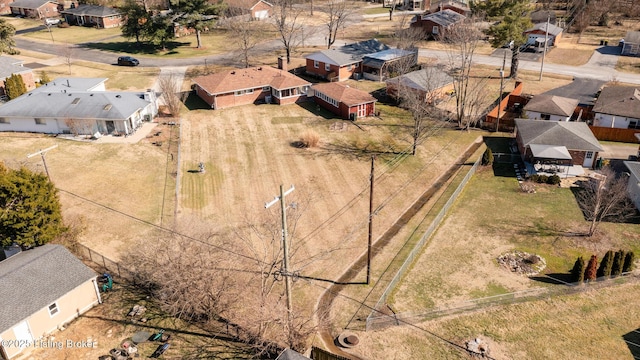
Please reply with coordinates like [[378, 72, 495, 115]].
[[92, 278, 103, 304]]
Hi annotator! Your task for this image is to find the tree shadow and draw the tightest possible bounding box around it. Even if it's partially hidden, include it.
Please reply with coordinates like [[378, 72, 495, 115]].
[[622, 328, 640, 360], [529, 273, 575, 285], [81, 41, 191, 55], [515, 221, 584, 238], [297, 101, 338, 120], [316, 140, 406, 160], [570, 186, 640, 225]]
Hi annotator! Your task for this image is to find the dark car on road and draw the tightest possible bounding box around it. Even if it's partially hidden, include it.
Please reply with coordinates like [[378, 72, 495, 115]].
[[117, 56, 139, 66]]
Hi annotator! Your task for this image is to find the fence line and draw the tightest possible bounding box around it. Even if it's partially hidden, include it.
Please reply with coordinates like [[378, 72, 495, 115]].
[[75, 243, 132, 280], [366, 151, 483, 331]]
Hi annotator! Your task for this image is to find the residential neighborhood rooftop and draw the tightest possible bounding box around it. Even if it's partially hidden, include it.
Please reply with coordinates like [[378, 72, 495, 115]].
[[0, 244, 97, 334], [624, 30, 640, 44], [624, 161, 640, 180], [306, 39, 390, 67], [32, 77, 108, 93], [525, 22, 563, 36], [419, 9, 466, 27], [540, 77, 605, 106], [592, 85, 640, 118], [225, 0, 272, 9], [193, 66, 310, 95], [523, 94, 579, 116], [386, 67, 453, 91], [0, 56, 31, 79], [311, 82, 377, 106], [515, 119, 603, 151], [61, 4, 121, 16], [9, 0, 56, 9]]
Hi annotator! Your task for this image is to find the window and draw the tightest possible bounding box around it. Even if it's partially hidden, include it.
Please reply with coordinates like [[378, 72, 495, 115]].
[[234, 90, 243, 96], [316, 91, 338, 107], [246, 89, 254, 94], [541, 114, 551, 120], [432, 26, 439, 35], [262, 86, 271, 92], [325, 63, 330, 71], [586, 151, 593, 159], [0, 117, 8, 124], [314, 60, 319, 68], [48, 303, 59, 317], [629, 120, 640, 129], [35, 118, 45, 125]]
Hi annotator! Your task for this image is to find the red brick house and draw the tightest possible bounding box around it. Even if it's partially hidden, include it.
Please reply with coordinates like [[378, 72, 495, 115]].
[[524, 22, 563, 48], [10, 0, 60, 20], [193, 66, 311, 110], [305, 39, 389, 82], [310, 83, 377, 120], [0, 56, 35, 98], [60, 4, 122, 28], [410, 9, 466, 39], [0, 0, 12, 15], [224, 0, 272, 19]]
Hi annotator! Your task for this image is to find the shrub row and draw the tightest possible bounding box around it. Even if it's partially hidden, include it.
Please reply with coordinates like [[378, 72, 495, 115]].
[[529, 174, 561, 185], [570, 250, 635, 283]]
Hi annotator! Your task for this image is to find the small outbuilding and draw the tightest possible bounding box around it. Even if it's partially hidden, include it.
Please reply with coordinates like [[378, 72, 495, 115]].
[[524, 22, 563, 48], [622, 31, 640, 56], [310, 82, 377, 120]]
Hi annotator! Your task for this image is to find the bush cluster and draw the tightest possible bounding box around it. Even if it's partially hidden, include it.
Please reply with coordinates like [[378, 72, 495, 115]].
[[528, 174, 561, 185], [570, 249, 635, 283]]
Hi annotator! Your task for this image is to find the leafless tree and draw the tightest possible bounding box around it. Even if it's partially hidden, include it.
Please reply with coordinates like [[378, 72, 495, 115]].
[[442, 20, 485, 129], [575, 167, 636, 237], [62, 45, 74, 75], [64, 118, 95, 135], [392, 13, 426, 50], [224, 14, 260, 68], [159, 73, 182, 117], [324, 0, 354, 48], [272, 0, 304, 63]]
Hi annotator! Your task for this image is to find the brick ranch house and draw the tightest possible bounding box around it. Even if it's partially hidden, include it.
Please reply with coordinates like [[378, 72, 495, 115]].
[[305, 39, 389, 82], [0, 56, 36, 98], [193, 65, 311, 109], [310, 82, 377, 120], [61, 4, 122, 28], [10, 0, 60, 19]]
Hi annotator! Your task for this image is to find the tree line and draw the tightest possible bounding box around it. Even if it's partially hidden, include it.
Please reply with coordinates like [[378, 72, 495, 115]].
[[571, 250, 636, 283]]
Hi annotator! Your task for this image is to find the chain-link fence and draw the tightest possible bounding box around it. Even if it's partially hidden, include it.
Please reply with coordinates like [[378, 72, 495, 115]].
[[75, 243, 133, 280]]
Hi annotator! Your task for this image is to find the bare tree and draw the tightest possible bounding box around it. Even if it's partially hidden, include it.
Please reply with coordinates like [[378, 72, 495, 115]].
[[272, 0, 304, 63], [575, 167, 636, 237], [324, 0, 354, 48], [442, 20, 485, 129], [159, 73, 182, 117], [64, 118, 95, 135], [225, 15, 260, 68], [62, 45, 74, 75], [392, 13, 426, 50]]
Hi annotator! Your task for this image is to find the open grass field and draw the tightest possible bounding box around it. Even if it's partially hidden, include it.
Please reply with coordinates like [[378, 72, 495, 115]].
[[617, 55, 640, 74], [22, 26, 123, 44]]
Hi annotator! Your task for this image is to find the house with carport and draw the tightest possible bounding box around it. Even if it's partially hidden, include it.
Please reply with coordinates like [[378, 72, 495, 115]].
[[515, 119, 603, 176], [193, 65, 311, 109], [361, 48, 418, 81], [523, 94, 579, 121], [524, 22, 563, 49], [0, 244, 101, 360], [0, 77, 158, 136], [10, 0, 60, 20], [309, 82, 377, 120], [305, 39, 389, 82]]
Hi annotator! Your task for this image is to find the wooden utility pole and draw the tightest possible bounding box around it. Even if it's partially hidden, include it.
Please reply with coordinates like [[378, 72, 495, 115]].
[[27, 145, 58, 181], [366, 155, 375, 285], [539, 15, 550, 81]]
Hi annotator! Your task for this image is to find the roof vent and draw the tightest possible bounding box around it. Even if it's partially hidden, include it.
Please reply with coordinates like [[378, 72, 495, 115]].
[[116, 95, 121, 98], [103, 104, 112, 111], [71, 97, 80, 104], [231, 71, 236, 75]]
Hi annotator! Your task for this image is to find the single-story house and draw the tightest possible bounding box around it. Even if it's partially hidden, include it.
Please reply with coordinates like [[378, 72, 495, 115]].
[[0, 77, 158, 136], [0, 56, 36, 98], [622, 31, 640, 56], [515, 119, 603, 172], [385, 67, 454, 103], [305, 39, 389, 82], [592, 85, 640, 129], [10, 0, 59, 19], [523, 94, 579, 121], [361, 48, 418, 81], [427, 0, 471, 15], [0, 244, 101, 360], [224, 0, 272, 19], [624, 161, 640, 211], [60, 4, 122, 28], [0, 0, 12, 15], [193, 65, 311, 109], [524, 22, 563, 48], [276, 348, 311, 360], [539, 77, 605, 123], [309, 82, 377, 120], [410, 9, 466, 39]]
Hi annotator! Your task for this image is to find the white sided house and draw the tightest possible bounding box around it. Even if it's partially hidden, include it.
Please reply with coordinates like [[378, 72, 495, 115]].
[[592, 85, 640, 129], [0, 245, 101, 360], [523, 94, 578, 121], [0, 78, 158, 136], [624, 161, 640, 211]]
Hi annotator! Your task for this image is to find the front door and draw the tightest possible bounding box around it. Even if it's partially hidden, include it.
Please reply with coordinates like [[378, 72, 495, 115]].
[[13, 321, 34, 350], [106, 121, 115, 134], [583, 151, 595, 168]]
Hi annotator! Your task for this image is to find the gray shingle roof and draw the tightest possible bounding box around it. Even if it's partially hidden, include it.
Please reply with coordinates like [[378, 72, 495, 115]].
[[0, 245, 97, 333], [32, 78, 108, 93], [420, 9, 466, 27], [592, 85, 640, 119], [541, 77, 605, 106], [9, 0, 57, 9], [0, 56, 31, 80], [515, 119, 603, 152], [0, 91, 150, 120], [624, 161, 640, 180], [523, 94, 579, 116], [525, 22, 563, 36], [276, 349, 310, 360], [386, 67, 453, 92], [61, 4, 120, 17], [306, 39, 390, 66]]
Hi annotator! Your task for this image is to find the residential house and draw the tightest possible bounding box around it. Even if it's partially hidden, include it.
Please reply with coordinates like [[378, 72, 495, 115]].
[[60, 4, 122, 28], [10, 0, 59, 20], [385, 67, 454, 103], [624, 161, 640, 211], [523, 94, 579, 121], [305, 39, 389, 82], [0, 245, 101, 360], [427, 0, 470, 15], [515, 119, 603, 173], [309, 82, 377, 120], [539, 77, 605, 123], [193, 65, 311, 109], [276, 348, 311, 360], [0, 56, 36, 98], [622, 31, 640, 56], [0, 77, 158, 136], [224, 0, 272, 19], [524, 22, 563, 49], [361, 48, 418, 81], [410, 9, 466, 39], [593, 85, 640, 129]]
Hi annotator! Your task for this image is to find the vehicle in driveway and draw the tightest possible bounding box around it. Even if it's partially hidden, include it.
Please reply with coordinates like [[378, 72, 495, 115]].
[[44, 18, 60, 25], [117, 56, 139, 66]]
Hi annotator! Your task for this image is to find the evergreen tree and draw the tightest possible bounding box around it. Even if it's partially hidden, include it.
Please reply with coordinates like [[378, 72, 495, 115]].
[[482, 148, 494, 166], [0, 163, 66, 247], [585, 255, 598, 282], [623, 251, 636, 273], [4, 73, 26, 99], [570, 256, 585, 283], [38, 71, 51, 85], [612, 250, 625, 276], [597, 250, 614, 278], [0, 18, 17, 55]]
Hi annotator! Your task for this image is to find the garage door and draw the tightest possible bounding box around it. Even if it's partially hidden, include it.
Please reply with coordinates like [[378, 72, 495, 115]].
[[254, 10, 268, 19]]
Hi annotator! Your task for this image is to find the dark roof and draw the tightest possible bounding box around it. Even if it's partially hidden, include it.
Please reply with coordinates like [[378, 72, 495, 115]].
[[524, 22, 563, 36], [61, 4, 121, 17], [0, 245, 97, 333], [311, 82, 377, 106], [523, 94, 579, 116], [624, 161, 640, 180], [306, 39, 390, 67], [515, 119, 603, 152], [386, 67, 453, 92], [592, 85, 640, 118], [541, 77, 605, 106], [420, 9, 466, 27], [9, 0, 57, 9], [0, 56, 31, 80], [276, 349, 311, 360]]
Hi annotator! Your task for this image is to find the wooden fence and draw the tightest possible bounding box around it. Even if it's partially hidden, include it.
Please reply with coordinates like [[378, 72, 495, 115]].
[[590, 126, 640, 143], [311, 347, 352, 360]]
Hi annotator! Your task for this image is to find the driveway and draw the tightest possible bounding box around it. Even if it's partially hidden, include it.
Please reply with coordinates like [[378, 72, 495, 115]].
[[599, 142, 638, 160]]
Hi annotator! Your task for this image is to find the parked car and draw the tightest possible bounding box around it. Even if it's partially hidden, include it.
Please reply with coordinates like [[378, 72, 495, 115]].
[[117, 56, 139, 66], [44, 18, 60, 26]]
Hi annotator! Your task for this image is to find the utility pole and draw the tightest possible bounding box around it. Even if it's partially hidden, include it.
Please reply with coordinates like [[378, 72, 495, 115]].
[[366, 156, 375, 285], [497, 51, 506, 133], [539, 15, 550, 81], [27, 145, 58, 181], [264, 185, 295, 327]]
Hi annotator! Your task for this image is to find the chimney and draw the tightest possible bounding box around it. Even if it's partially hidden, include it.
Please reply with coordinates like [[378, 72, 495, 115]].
[[278, 56, 287, 72]]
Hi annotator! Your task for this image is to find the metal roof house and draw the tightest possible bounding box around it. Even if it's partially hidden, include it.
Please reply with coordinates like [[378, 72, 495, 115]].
[[0, 77, 158, 136], [0, 245, 101, 360]]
